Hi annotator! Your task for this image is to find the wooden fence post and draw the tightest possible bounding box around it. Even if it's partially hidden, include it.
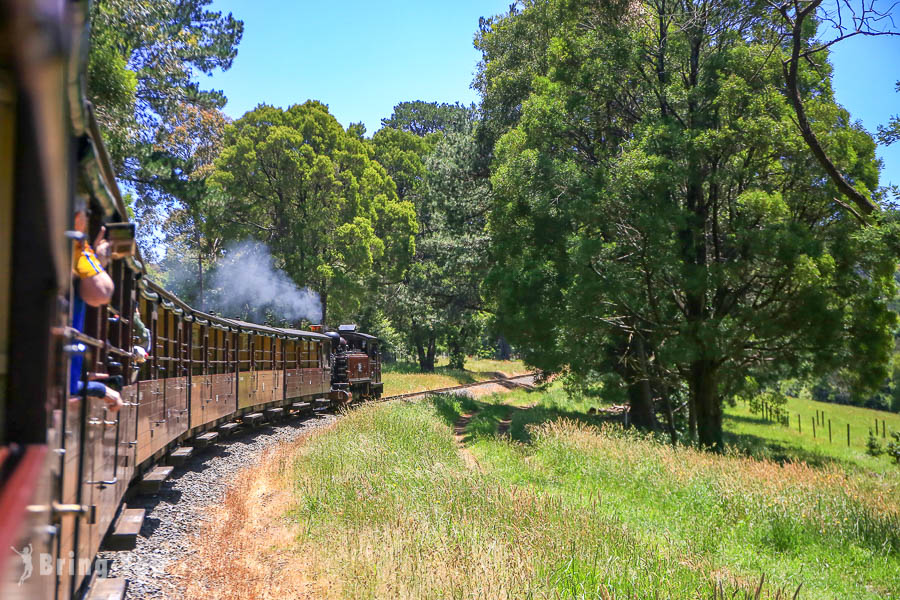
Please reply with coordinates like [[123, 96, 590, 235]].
[[847, 423, 850, 447], [828, 419, 832, 444], [812, 417, 816, 439]]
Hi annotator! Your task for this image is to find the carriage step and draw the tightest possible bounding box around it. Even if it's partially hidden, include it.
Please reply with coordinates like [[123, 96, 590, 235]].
[[104, 508, 145, 550], [315, 398, 331, 406], [139, 466, 174, 495], [85, 577, 127, 600], [218, 422, 239, 437], [192, 431, 219, 449], [292, 401, 311, 412], [166, 446, 193, 466], [264, 407, 284, 421], [243, 412, 264, 426]]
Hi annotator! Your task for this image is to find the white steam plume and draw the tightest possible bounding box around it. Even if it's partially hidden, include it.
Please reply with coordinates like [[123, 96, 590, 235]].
[[203, 240, 321, 324]]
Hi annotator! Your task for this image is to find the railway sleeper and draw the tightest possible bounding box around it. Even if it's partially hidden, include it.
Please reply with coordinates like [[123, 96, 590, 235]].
[[139, 466, 174, 495], [166, 446, 194, 467], [103, 507, 146, 551], [243, 412, 264, 427], [218, 422, 239, 437], [191, 431, 219, 449], [85, 576, 127, 600], [264, 406, 285, 421]]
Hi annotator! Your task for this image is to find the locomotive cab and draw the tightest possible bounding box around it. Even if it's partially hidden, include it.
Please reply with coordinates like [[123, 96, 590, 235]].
[[328, 324, 383, 400]]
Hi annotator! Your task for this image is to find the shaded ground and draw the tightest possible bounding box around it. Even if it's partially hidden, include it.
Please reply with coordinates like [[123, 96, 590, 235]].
[[381, 357, 530, 396]]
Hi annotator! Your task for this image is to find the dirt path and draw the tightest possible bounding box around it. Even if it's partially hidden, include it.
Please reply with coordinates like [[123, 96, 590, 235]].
[[497, 409, 513, 437], [453, 411, 483, 471]]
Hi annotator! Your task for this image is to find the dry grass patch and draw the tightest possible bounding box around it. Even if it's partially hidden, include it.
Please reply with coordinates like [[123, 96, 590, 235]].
[[172, 434, 321, 599]]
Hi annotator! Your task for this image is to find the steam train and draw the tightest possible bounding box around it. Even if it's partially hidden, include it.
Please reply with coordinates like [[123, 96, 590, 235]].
[[0, 2, 381, 598]]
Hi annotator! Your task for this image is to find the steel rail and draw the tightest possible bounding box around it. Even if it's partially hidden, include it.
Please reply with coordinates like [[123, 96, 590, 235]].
[[378, 373, 535, 402]]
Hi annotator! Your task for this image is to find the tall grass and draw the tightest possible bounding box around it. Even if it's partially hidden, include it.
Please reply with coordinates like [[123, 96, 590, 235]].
[[177, 394, 900, 599]]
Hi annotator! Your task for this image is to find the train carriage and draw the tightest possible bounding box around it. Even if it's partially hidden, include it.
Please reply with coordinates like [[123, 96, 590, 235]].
[[0, 2, 383, 599]]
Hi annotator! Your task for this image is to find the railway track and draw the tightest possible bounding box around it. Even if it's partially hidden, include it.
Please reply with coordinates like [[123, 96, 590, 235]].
[[95, 374, 536, 600], [380, 372, 536, 402]]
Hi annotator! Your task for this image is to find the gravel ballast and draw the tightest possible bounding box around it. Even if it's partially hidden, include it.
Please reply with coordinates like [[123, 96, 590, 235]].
[[94, 376, 534, 599], [96, 413, 337, 600]]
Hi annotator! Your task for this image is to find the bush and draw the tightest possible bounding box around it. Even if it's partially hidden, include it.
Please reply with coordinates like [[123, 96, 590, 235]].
[[867, 430, 885, 457], [887, 431, 900, 465]]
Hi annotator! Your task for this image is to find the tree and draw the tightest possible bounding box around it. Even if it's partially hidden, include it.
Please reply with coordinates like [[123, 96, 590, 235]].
[[208, 101, 417, 325], [381, 101, 474, 136], [879, 82, 900, 146], [87, 0, 243, 251], [481, 0, 899, 448], [768, 0, 899, 221], [151, 105, 229, 307], [373, 107, 491, 371]]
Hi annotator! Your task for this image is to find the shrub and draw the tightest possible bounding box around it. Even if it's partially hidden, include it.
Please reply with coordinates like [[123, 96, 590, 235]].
[[866, 430, 885, 457]]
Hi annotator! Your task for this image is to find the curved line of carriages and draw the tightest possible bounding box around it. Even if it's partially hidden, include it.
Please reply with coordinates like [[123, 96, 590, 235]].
[[0, 3, 381, 599]]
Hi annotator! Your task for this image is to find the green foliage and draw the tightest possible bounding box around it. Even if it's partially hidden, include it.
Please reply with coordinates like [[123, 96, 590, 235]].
[[208, 101, 417, 323], [877, 81, 900, 145], [374, 106, 490, 370], [868, 430, 886, 457], [380, 100, 473, 136], [87, 0, 243, 254], [479, 0, 900, 448], [888, 431, 900, 464]]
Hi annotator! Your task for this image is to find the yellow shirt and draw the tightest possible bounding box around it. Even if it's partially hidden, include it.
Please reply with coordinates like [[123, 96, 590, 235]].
[[73, 242, 104, 279]]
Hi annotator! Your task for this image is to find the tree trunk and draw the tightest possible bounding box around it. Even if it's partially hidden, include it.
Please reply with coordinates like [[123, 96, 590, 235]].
[[690, 359, 722, 450], [661, 388, 678, 446], [628, 336, 656, 429], [416, 340, 428, 370], [688, 394, 697, 442], [447, 331, 466, 369], [320, 290, 327, 327], [497, 335, 511, 360], [426, 336, 437, 371], [198, 251, 204, 312], [417, 335, 436, 371]]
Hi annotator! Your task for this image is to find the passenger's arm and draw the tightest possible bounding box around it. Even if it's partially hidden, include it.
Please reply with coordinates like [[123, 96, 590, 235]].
[[80, 271, 114, 307]]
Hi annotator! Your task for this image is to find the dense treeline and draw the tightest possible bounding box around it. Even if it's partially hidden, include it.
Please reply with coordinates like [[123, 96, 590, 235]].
[[88, 0, 900, 449]]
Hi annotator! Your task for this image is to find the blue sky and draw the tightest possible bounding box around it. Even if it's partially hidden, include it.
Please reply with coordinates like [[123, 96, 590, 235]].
[[206, 0, 900, 187]]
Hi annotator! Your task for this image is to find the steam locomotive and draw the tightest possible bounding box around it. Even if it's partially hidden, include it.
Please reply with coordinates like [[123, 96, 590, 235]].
[[0, 2, 381, 598]]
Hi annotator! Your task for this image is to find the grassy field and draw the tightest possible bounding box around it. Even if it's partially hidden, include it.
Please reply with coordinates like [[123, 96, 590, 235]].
[[724, 395, 900, 474], [380, 356, 530, 396], [180, 385, 900, 599]]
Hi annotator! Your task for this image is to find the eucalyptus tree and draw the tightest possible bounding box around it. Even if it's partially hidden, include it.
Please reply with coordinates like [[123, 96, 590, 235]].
[[87, 0, 243, 250], [373, 111, 491, 370], [480, 0, 898, 448], [209, 101, 417, 324]]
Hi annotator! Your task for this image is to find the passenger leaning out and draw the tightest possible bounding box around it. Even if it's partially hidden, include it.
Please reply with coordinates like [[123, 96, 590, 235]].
[[70, 198, 123, 412]]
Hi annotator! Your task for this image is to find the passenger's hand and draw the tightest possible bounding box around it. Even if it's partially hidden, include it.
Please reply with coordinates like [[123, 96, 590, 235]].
[[104, 387, 123, 412], [133, 346, 148, 363], [94, 226, 111, 268]]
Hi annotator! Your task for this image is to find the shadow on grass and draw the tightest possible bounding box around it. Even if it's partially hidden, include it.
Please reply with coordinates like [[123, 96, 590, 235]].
[[726, 412, 776, 427], [383, 361, 517, 386], [429, 390, 622, 446], [722, 430, 852, 470]]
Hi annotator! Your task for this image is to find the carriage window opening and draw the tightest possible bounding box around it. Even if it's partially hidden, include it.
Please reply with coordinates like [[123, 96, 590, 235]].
[[236, 333, 247, 372], [191, 323, 204, 376]]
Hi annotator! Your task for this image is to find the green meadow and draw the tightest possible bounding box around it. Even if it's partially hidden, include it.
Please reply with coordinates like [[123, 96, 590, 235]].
[[280, 386, 900, 599]]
